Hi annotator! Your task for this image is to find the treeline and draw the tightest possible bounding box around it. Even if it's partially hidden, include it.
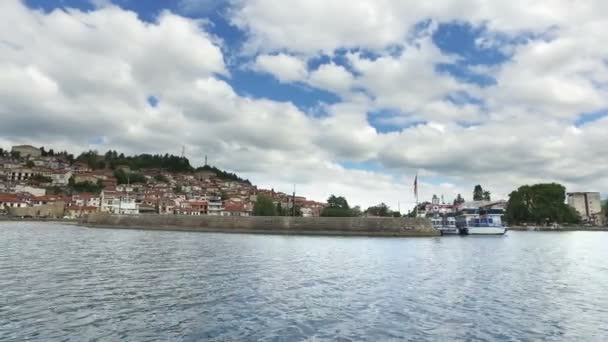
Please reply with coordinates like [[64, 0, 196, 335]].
[[253, 194, 401, 218], [252, 195, 302, 216], [196, 165, 251, 184], [76, 150, 192, 173], [74, 150, 250, 183]]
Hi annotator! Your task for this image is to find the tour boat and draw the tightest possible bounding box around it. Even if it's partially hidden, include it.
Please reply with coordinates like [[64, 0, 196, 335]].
[[432, 216, 460, 235], [455, 203, 507, 235]]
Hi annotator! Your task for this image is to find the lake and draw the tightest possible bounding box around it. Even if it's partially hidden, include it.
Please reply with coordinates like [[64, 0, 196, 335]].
[[1, 222, 608, 341]]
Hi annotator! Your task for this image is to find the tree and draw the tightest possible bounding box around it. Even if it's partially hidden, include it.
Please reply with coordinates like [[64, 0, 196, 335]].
[[276, 202, 287, 216], [114, 169, 146, 185], [219, 191, 229, 201], [68, 177, 104, 194], [196, 164, 251, 184], [153, 174, 168, 183], [326, 195, 350, 209], [253, 195, 277, 216], [604, 200, 608, 219], [406, 209, 416, 218], [392, 211, 402, 218], [365, 203, 391, 217], [30, 174, 52, 183], [505, 183, 581, 225], [25, 160, 35, 168], [321, 195, 354, 217], [351, 205, 363, 217], [483, 191, 491, 201], [473, 185, 484, 201], [453, 194, 465, 205]]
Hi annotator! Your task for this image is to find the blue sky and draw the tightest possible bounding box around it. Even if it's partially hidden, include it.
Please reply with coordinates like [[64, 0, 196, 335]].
[[3, 0, 608, 207], [25, 0, 505, 115]]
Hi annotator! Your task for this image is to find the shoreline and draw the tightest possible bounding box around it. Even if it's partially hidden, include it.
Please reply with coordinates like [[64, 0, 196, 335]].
[[508, 226, 608, 232], [83, 223, 440, 237], [79, 214, 441, 237], [3, 217, 608, 234]]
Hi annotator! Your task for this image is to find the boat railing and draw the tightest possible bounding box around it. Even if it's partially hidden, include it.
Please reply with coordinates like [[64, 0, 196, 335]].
[[468, 222, 504, 228]]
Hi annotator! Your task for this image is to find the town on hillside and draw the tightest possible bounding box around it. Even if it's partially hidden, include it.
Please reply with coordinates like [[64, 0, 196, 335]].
[[0, 145, 326, 219], [1, 144, 606, 226]]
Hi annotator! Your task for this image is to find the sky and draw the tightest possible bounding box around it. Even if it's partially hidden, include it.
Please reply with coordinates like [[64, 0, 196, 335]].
[[1, 0, 608, 210]]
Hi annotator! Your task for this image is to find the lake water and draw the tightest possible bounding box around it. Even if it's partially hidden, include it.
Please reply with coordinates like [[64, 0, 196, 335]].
[[1, 222, 608, 341]]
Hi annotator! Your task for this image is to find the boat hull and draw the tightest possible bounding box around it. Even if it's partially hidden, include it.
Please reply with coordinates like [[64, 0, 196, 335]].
[[438, 227, 460, 235], [465, 227, 507, 235]]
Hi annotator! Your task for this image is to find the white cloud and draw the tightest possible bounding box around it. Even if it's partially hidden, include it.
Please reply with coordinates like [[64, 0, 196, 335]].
[[308, 63, 355, 94], [252, 53, 308, 83], [3, 0, 608, 209]]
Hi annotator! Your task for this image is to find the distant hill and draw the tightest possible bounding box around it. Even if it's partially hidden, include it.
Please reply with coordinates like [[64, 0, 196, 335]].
[[196, 165, 251, 184], [74, 149, 250, 184]]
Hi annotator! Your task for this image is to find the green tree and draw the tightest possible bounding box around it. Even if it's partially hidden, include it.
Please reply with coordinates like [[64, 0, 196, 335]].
[[30, 174, 52, 183], [505, 183, 581, 225], [321, 195, 354, 217], [254, 195, 277, 216], [25, 160, 35, 168], [453, 194, 465, 205], [68, 177, 104, 194], [483, 191, 491, 201], [153, 174, 168, 183], [473, 185, 484, 201], [365, 203, 391, 217], [77, 150, 103, 169], [114, 169, 147, 184], [196, 164, 251, 184], [276, 202, 286, 216], [327, 195, 349, 209], [406, 207, 417, 218]]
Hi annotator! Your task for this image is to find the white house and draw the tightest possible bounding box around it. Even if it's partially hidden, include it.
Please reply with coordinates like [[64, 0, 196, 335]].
[[14, 185, 46, 196], [100, 192, 139, 215]]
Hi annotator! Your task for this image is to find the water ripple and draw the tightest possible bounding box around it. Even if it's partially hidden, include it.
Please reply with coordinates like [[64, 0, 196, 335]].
[[2, 223, 608, 341]]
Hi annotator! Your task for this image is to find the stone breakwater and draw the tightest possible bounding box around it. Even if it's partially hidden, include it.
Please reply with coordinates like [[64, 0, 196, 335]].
[[82, 213, 440, 237]]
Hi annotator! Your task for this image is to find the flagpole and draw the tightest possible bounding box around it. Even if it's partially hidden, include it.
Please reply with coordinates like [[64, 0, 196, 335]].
[[414, 172, 419, 217]]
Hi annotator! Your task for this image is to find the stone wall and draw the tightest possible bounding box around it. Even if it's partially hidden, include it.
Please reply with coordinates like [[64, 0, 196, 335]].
[[9, 202, 65, 218], [83, 213, 439, 237]]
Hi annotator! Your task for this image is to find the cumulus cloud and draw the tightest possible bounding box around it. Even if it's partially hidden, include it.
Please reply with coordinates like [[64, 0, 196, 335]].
[[252, 53, 308, 83], [2, 0, 608, 209]]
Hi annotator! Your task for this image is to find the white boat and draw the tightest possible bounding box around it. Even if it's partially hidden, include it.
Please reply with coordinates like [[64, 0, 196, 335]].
[[432, 216, 460, 235], [464, 226, 507, 235], [455, 203, 507, 236], [438, 225, 460, 235]]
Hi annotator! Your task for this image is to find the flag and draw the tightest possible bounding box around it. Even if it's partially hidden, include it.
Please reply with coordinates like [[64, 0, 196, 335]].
[[413, 173, 418, 199]]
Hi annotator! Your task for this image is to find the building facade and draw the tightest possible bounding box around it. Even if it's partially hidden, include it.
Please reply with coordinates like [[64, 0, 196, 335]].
[[567, 192, 603, 225], [11, 145, 42, 158]]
